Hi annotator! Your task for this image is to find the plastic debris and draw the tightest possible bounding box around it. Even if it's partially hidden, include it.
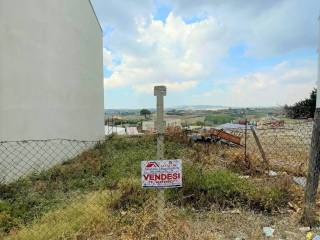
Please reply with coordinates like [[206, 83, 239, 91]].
[[313, 235, 320, 240], [293, 176, 306, 188], [263, 227, 275, 237], [306, 232, 313, 240], [299, 227, 311, 232], [239, 175, 250, 179], [268, 170, 278, 177]]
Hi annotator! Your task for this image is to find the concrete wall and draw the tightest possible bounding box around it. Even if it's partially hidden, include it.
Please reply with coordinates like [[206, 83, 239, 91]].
[[0, 0, 104, 182], [0, 0, 104, 141]]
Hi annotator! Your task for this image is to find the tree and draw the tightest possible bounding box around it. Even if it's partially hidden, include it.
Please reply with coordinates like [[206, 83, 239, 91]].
[[284, 89, 317, 119], [140, 109, 151, 119]]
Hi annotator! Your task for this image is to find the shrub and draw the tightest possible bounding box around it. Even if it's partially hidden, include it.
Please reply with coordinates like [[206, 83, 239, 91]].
[[166, 162, 291, 212]]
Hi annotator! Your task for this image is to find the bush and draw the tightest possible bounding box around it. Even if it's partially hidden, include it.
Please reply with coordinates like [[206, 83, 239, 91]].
[[166, 162, 291, 212]]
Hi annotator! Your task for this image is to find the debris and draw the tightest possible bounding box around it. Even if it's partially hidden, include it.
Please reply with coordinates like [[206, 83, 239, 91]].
[[293, 176, 306, 188], [313, 235, 320, 240], [306, 232, 313, 240], [263, 227, 275, 237], [239, 175, 250, 179], [268, 170, 278, 177], [299, 227, 311, 233], [288, 202, 300, 212]]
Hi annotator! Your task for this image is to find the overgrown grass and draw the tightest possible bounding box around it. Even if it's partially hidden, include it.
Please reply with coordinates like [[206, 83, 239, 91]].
[[0, 135, 185, 236], [0, 135, 293, 238], [166, 162, 292, 212], [5, 191, 119, 240]]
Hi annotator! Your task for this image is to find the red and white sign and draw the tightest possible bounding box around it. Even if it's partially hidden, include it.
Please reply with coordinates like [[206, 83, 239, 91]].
[[141, 159, 182, 188]]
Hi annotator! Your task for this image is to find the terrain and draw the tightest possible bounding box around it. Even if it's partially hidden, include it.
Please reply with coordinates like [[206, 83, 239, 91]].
[[1, 134, 318, 239]]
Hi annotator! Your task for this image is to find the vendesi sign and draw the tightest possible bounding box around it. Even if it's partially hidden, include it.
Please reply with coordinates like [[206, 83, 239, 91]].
[[141, 159, 182, 188]]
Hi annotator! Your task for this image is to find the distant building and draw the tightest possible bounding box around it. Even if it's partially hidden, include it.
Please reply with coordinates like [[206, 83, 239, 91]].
[[142, 119, 182, 132], [104, 126, 139, 136], [0, 0, 104, 181]]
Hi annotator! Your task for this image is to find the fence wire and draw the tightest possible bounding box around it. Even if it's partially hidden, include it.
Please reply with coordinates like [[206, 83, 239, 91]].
[[0, 120, 315, 239], [246, 120, 313, 174], [0, 139, 100, 183]]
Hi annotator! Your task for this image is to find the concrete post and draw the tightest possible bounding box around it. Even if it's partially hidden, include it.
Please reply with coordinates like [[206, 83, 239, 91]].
[[154, 86, 166, 159], [154, 85, 166, 234], [302, 16, 320, 226]]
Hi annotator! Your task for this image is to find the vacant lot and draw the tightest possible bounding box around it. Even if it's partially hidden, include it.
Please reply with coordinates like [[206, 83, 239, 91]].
[[0, 134, 318, 239]]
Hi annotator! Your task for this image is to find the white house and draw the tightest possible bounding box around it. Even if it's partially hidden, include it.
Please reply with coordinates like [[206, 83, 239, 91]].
[[0, 0, 104, 181], [142, 119, 182, 132]]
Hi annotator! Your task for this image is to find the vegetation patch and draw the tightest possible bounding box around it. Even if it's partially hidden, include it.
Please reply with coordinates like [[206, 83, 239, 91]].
[[205, 114, 236, 125], [0, 135, 296, 238], [5, 191, 119, 240], [166, 162, 292, 212]]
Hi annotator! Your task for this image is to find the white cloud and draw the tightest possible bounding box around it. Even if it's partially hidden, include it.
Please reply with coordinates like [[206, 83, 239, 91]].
[[91, 0, 318, 107], [167, 0, 318, 56], [197, 60, 317, 106], [103, 13, 231, 92]]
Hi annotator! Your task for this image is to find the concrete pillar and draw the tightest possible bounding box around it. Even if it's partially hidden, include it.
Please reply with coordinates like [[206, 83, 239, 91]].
[[154, 86, 166, 159], [154, 85, 166, 235]]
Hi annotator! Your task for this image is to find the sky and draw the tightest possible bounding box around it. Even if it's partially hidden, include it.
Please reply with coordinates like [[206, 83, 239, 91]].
[[91, 0, 319, 109]]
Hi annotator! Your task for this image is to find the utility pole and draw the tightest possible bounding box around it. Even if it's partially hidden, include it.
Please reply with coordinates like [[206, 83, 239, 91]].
[[302, 16, 320, 226], [154, 85, 166, 234]]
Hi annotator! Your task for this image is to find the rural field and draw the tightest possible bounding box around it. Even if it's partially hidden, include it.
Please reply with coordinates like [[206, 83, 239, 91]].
[[1, 131, 319, 239]]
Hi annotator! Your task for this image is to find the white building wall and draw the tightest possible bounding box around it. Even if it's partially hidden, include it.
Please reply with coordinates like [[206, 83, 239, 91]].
[[0, 0, 104, 181], [0, 0, 104, 141]]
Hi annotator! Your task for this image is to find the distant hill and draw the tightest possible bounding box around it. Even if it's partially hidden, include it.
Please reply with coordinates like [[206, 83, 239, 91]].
[[105, 105, 229, 113], [172, 105, 228, 111]]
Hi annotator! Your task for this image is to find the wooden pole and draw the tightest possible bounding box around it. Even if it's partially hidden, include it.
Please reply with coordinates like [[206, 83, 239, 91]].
[[250, 126, 269, 167], [301, 16, 320, 226]]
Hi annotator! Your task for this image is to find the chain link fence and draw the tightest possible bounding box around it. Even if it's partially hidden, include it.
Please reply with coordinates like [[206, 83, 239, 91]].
[[0, 120, 315, 239], [0, 139, 100, 183], [245, 120, 313, 175]]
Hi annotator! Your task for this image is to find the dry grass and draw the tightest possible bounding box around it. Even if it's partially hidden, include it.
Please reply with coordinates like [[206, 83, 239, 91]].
[[5, 191, 315, 240], [5, 191, 120, 240], [2, 133, 317, 239]]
